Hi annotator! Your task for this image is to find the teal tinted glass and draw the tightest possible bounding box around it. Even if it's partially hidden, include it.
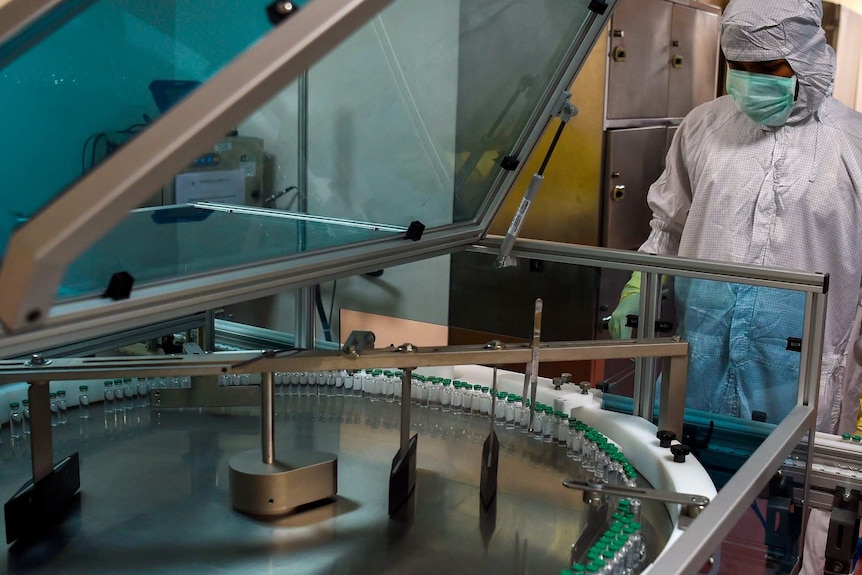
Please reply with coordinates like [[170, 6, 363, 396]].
[[0, 0, 274, 255]]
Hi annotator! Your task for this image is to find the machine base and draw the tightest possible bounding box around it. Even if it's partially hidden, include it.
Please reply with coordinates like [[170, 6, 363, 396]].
[[4, 452, 80, 543], [229, 449, 337, 516]]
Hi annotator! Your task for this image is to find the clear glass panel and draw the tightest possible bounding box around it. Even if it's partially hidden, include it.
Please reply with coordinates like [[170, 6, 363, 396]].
[[0, 0, 274, 255], [6, 0, 606, 305], [60, 206, 400, 298]]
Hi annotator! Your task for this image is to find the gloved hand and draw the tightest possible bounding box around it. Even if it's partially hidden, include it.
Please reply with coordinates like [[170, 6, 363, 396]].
[[609, 272, 641, 339]]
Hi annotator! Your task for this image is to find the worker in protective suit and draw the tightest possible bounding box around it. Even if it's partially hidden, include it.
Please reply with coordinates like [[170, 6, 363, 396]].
[[609, 0, 862, 572]]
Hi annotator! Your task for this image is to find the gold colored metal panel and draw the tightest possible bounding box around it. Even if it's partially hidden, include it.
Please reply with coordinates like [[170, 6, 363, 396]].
[[489, 29, 608, 247]]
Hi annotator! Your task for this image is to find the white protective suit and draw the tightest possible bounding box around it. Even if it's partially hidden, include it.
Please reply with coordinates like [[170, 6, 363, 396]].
[[638, 0, 862, 572], [641, 0, 862, 433]]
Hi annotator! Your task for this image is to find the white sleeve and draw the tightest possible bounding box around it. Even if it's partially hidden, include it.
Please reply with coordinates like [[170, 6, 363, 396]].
[[638, 120, 694, 256]]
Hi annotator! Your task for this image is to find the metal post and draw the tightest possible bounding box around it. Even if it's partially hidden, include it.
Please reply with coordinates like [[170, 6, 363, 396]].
[[294, 70, 315, 351], [658, 351, 688, 439], [261, 372, 275, 465], [400, 369, 412, 452], [799, 290, 828, 565], [633, 271, 660, 421], [199, 309, 216, 353], [28, 380, 53, 482]]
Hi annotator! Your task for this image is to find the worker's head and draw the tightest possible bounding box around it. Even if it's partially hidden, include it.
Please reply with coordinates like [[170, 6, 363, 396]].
[[720, 0, 835, 126]]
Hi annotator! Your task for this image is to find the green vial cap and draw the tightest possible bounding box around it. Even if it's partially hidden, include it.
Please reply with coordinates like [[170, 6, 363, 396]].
[[113, 378, 122, 384], [22, 399, 29, 405], [572, 565, 586, 574], [49, 392, 57, 398], [586, 550, 601, 560], [481, 387, 489, 393], [561, 414, 570, 420], [843, 433, 852, 440], [443, 381, 451, 387], [507, 396, 515, 403], [10, 402, 19, 409], [79, 385, 88, 392], [559, 570, 575, 575], [57, 390, 65, 397], [105, 381, 113, 387], [853, 435, 862, 442], [123, 378, 132, 383]]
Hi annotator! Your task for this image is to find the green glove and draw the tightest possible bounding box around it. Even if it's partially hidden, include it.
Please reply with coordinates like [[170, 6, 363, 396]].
[[609, 272, 641, 339]]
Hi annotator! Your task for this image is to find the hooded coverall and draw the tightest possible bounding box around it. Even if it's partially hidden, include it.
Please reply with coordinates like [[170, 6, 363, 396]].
[[631, 1, 862, 570]]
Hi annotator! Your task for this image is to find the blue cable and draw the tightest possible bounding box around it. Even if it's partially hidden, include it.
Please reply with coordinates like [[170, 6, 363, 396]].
[[750, 502, 768, 530]]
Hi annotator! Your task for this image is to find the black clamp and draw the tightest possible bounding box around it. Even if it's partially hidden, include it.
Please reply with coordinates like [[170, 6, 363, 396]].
[[825, 487, 861, 575], [500, 156, 520, 171], [588, 0, 609, 15], [104, 271, 134, 301], [405, 221, 425, 241], [670, 443, 690, 463], [786, 337, 803, 353], [267, 0, 300, 25], [656, 430, 676, 448]]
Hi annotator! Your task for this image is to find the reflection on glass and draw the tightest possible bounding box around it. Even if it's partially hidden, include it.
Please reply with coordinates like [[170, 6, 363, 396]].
[[60, 206, 400, 298], [1, 0, 273, 254]]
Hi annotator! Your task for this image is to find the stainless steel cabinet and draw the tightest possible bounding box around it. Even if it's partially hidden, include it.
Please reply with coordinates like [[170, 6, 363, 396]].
[[602, 127, 669, 250], [607, 0, 720, 122]]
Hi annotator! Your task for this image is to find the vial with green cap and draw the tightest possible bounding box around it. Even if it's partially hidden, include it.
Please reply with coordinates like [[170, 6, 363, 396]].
[[505, 395, 516, 429], [49, 392, 59, 427], [79, 385, 90, 419], [103, 381, 115, 414]]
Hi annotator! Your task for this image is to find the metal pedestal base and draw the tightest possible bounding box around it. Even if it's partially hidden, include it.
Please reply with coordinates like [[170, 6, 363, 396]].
[[229, 449, 337, 516]]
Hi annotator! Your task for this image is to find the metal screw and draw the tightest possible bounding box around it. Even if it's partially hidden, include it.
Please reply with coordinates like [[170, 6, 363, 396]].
[[844, 491, 852, 502], [25, 353, 51, 367], [397, 343, 416, 353]]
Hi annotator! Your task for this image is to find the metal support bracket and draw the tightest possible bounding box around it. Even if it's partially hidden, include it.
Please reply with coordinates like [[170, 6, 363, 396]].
[[562, 479, 709, 529], [389, 364, 417, 520], [825, 487, 860, 575], [342, 330, 375, 357]]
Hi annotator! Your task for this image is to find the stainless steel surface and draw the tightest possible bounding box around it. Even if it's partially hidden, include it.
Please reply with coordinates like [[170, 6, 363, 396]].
[[28, 381, 53, 482], [0, 339, 690, 384], [228, 448, 338, 516], [667, 4, 720, 118], [262, 372, 275, 464], [150, 376, 261, 409], [648, 404, 815, 575], [602, 127, 668, 250], [0, 0, 399, 332], [0, 394, 672, 574], [606, 0, 673, 120], [472, 237, 829, 292]]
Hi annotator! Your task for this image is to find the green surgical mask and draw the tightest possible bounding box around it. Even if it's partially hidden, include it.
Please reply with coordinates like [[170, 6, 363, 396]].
[[726, 69, 797, 127]]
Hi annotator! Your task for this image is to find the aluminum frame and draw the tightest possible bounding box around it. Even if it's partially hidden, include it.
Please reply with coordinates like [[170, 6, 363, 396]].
[[0, 0, 95, 71]]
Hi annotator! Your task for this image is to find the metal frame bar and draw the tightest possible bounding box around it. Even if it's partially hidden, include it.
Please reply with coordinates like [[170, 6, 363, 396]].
[[5, 313, 207, 360], [0, 0, 399, 333], [0, 0, 94, 70], [0, 339, 689, 384], [0, 226, 479, 359], [633, 271, 661, 420], [648, 405, 815, 574], [472, 237, 828, 292]]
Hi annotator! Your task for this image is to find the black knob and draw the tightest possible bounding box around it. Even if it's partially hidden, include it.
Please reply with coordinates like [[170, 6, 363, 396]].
[[656, 430, 676, 448], [671, 444, 691, 463]]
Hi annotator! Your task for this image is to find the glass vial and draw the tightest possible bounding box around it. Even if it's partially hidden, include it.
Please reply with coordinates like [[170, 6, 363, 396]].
[[57, 390, 68, 425], [9, 402, 23, 439], [79, 385, 91, 419]]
